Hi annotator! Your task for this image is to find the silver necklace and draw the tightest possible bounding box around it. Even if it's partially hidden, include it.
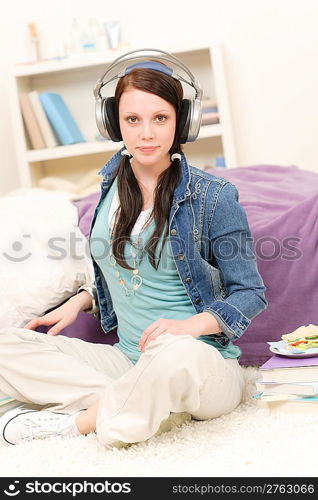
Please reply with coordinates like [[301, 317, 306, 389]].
[[108, 210, 153, 297]]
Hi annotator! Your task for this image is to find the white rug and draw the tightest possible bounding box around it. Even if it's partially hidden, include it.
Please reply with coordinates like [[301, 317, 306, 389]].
[[1, 367, 317, 478]]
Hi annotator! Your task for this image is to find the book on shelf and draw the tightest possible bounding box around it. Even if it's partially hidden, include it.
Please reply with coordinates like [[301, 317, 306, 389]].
[[39, 92, 86, 146], [28, 90, 59, 148], [201, 98, 219, 125], [256, 380, 318, 395], [19, 92, 46, 149], [202, 98, 217, 108], [259, 354, 318, 383], [201, 112, 219, 125], [202, 107, 218, 113]]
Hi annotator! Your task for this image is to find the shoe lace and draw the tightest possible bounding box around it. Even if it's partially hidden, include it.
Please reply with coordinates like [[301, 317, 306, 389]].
[[22, 413, 73, 441]]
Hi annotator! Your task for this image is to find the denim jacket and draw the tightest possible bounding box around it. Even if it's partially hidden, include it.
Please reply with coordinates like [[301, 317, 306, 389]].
[[86, 147, 267, 344]]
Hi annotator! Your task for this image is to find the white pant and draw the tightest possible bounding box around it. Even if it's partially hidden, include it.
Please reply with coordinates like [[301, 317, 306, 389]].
[[0, 328, 244, 446]]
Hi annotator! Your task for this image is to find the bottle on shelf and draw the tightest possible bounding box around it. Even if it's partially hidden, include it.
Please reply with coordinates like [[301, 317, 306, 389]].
[[67, 18, 83, 56]]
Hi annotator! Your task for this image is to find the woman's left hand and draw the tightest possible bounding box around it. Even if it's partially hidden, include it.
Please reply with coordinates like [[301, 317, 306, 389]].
[[139, 313, 222, 352]]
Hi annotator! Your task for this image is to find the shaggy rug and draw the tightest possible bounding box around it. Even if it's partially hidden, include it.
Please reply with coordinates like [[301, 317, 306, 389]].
[[1, 367, 317, 478]]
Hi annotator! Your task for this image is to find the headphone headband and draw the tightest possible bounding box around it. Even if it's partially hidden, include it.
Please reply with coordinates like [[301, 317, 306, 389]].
[[94, 48, 202, 101], [123, 61, 174, 76]]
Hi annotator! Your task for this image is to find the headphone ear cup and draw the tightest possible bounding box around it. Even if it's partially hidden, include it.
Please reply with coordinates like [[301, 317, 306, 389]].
[[104, 97, 122, 142], [95, 98, 108, 139], [177, 99, 191, 144]]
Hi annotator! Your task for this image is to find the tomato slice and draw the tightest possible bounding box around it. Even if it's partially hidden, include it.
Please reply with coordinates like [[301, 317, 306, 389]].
[[290, 340, 307, 346]]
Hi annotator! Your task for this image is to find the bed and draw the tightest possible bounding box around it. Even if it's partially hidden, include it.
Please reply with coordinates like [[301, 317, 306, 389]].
[[1, 163, 317, 366]]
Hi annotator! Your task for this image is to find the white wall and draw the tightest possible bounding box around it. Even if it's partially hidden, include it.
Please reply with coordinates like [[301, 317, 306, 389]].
[[1, 0, 318, 195]]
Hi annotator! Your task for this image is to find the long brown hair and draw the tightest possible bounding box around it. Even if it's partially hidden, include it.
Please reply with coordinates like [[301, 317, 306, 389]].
[[111, 65, 183, 270]]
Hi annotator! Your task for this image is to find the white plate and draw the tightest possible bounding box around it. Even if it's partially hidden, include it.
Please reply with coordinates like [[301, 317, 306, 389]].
[[269, 346, 318, 359]]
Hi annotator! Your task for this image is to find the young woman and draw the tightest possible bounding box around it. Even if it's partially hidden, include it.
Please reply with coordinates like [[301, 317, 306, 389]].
[[0, 55, 267, 447]]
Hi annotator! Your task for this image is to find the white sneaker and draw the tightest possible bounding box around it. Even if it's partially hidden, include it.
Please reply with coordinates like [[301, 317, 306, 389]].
[[0, 407, 80, 445]]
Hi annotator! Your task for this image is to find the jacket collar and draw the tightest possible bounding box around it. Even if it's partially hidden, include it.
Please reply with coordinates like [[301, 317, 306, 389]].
[[98, 147, 191, 203]]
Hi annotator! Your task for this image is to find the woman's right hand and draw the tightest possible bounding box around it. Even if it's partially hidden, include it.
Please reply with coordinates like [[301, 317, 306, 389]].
[[23, 291, 92, 336]]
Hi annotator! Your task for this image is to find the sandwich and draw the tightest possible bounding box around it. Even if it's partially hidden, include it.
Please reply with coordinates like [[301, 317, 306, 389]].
[[281, 324, 318, 351]]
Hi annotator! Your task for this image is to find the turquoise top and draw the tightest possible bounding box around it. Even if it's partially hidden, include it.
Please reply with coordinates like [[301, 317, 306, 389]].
[[90, 177, 241, 364]]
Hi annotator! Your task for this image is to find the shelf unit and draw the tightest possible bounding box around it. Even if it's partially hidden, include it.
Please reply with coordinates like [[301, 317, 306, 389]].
[[9, 42, 237, 188]]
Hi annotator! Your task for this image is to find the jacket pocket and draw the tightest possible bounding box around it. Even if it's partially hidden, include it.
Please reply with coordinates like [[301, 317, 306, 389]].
[[203, 261, 226, 300]]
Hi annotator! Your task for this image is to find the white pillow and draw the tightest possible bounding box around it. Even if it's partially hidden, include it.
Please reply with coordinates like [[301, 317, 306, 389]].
[[0, 188, 94, 329]]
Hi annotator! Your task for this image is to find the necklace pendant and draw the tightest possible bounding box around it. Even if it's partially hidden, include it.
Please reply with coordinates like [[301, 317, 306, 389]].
[[131, 275, 142, 289]]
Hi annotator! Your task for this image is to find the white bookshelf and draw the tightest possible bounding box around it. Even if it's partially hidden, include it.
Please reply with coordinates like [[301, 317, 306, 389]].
[[9, 42, 237, 188]]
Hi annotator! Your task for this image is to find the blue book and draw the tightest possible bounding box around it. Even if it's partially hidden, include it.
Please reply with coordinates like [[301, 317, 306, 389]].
[[202, 107, 218, 113], [215, 156, 225, 167], [39, 92, 86, 145]]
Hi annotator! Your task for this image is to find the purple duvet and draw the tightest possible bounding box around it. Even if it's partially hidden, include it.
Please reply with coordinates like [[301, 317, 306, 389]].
[[67, 164, 318, 367], [208, 164, 318, 365]]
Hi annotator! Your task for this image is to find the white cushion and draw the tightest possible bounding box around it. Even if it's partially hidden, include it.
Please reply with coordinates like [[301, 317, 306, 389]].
[[0, 188, 94, 329]]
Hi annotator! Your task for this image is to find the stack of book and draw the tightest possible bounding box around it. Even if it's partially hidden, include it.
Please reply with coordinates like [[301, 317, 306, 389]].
[[0, 394, 28, 415], [19, 90, 86, 149], [255, 354, 318, 414], [0, 394, 15, 407], [201, 98, 219, 126]]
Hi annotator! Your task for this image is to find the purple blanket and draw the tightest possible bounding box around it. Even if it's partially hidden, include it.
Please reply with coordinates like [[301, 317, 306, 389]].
[[209, 164, 318, 365], [69, 164, 318, 366]]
